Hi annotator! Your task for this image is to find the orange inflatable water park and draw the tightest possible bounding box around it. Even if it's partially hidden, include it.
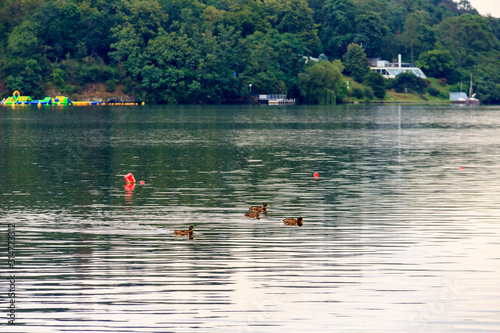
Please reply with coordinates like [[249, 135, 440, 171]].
[[0, 91, 102, 106]]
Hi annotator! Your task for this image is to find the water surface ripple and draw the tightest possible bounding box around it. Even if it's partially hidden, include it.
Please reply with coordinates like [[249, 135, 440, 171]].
[[1, 104, 500, 332]]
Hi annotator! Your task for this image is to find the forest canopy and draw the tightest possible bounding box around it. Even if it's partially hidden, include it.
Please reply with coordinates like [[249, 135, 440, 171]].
[[0, 0, 499, 103]]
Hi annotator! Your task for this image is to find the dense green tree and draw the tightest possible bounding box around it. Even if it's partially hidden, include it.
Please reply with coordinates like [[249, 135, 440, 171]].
[[354, 0, 405, 33], [218, 5, 270, 37], [471, 55, 500, 104], [395, 71, 418, 93], [239, 30, 306, 95], [139, 31, 193, 103], [486, 16, 500, 41], [342, 43, 369, 82], [438, 14, 500, 68], [0, 0, 43, 45], [109, 23, 145, 80], [353, 12, 389, 57], [484, 84, 500, 104], [363, 71, 386, 99], [33, 1, 85, 61], [78, 2, 116, 60], [298, 60, 346, 104], [401, 14, 417, 62], [193, 24, 242, 102], [160, 0, 204, 25], [6, 19, 40, 58], [416, 49, 457, 80], [394, 71, 429, 93], [5, 59, 42, 96], [113, 0, 168, 45], [308, 0, 327, 22], [393, 10, 438, 63], [319, 0, 357, 58], [264, 0, 321, 54]]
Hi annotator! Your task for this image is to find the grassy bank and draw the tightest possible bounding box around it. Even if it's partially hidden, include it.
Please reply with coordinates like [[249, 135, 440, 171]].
[[343, 76, 452, 104]]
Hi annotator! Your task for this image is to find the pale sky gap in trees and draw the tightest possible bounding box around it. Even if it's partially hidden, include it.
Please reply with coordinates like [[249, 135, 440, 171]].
[[469, 0, 499, 17]]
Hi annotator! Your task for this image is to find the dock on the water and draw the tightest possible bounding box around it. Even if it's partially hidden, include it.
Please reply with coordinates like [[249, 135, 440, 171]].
[[258, 94, 295, 105]]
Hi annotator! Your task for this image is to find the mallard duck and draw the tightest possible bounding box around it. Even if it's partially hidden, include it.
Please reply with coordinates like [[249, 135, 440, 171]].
[[174, 225, 195, 236], [249, 203, 268, 213], [283, 217, 303, 226], [245, 212, 260, 219]]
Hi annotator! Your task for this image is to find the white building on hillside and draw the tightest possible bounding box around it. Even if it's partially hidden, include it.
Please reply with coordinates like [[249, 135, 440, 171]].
[[369, 54, 426, 79]]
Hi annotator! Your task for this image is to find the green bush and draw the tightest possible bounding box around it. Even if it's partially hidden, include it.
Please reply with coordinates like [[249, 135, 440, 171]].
[[79, 63, 115, 85], [449, 82, 463, 93], [62, 58, 116, 86], [385, 78, 397, 89], [418, 78, 431, 91], [395, 72, 420, 93], [4, 59, 43, 96], [482, 84, 500, 104], [351, 86, 364, 99], [427, 86, 441, 97], [363, 71, 385, 99], [61, 84, 75, 94], [105, 79, 118, 92], [363, 86, 374, 100], [122, 76, 139, 96], [50, 68, 65, 87]]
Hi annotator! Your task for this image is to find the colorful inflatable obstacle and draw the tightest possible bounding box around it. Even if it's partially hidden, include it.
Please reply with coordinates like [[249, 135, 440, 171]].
[[53, 96, 71, 105], [1, 91, 103, 106], [72, 101, 103, 105], [31, 97, 54, 105], [28, 96, 72, 105], [0, 91, 32, 105]]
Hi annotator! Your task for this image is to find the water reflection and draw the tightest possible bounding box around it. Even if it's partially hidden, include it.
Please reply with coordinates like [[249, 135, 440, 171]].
[[124, 184, 135, 206], [1, 104, 500, 332]]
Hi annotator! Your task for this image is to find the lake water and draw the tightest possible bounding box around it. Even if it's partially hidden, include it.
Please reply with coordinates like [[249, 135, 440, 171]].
[[1, 104, 500, 332]]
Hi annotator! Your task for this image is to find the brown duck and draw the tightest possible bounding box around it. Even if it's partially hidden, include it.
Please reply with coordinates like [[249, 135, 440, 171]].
[[245, 212, 260, 219], [283, 217, 303, 226], [174, 225, 195, 236], [249, 203, 268, 213]]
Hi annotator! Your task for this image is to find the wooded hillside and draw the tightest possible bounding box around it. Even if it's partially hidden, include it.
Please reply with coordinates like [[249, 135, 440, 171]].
[[0, 0, 499, 103]]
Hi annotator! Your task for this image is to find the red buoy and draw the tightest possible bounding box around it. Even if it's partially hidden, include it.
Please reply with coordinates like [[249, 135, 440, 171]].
[[124, 173, 136, 184], [314, 172, 319, 178]]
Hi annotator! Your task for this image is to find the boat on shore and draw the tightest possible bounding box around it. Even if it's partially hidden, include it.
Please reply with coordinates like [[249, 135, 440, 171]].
[[466, 73, 480, 105], [451, 74, 480, 105]]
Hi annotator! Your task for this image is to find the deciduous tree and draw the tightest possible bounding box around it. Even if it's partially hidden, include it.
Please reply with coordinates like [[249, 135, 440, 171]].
[[319, 0, 357, 58], [416, 49, 457, 80], [298, 60, 346, 104], [363, 71, 386, 99], [342, 43, 369, 82]]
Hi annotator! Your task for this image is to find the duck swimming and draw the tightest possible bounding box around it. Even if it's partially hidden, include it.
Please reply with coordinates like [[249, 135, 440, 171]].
[[245, 212, 260, 219], [174, 225, 195, 236], [283, 217, 303, 226], [249, 203, 268, 213]]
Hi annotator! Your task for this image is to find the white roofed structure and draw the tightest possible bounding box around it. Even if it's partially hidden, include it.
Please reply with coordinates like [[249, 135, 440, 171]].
[[370, 54, 427, 79]]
